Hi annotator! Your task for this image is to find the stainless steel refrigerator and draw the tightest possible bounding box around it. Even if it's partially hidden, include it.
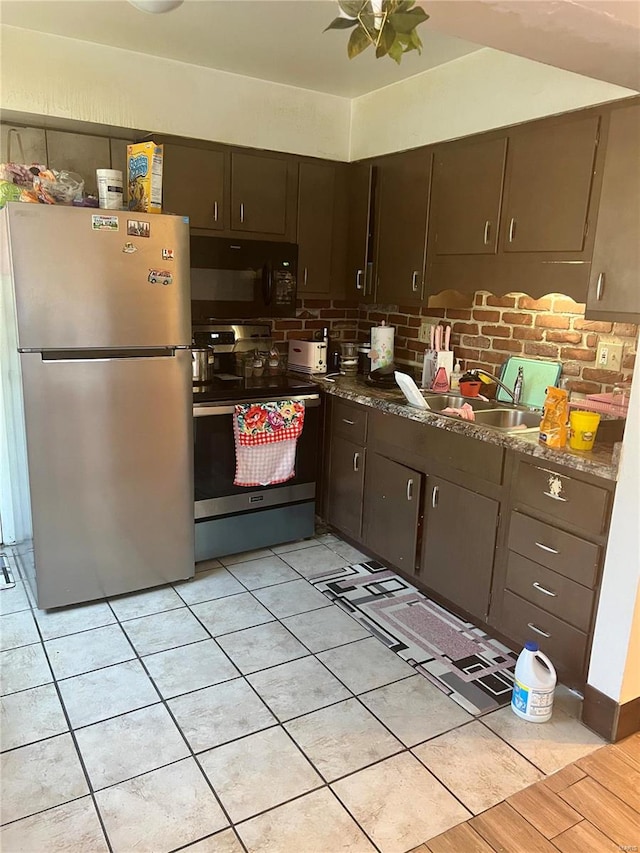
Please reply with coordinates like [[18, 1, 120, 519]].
[[0, 204, 194, 608]]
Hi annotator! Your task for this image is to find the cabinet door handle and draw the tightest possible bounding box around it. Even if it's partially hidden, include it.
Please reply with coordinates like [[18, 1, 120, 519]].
[[535, 541, 559, 555], [213, 201, 219, 222], [356, 269, 364, 291], [596, 272, 605, 301], [303, 267, 308, 287], [406, 479, 414, 501], [342, 418, 355, 426], [239, 203, 245, 224], [533, 581, 557, 597], [508, 217, 516, 242], [353, 452, 360, 472], [431, 485, 439, 508], [543, 490, 567, 503], [483, 220, 491, 245], [411, 271, 420, 292], [528, 622, 551, 639]]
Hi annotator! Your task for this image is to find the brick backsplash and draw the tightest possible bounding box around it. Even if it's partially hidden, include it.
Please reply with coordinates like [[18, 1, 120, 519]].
[[358, 292, 638, 397], [276, 293, 637, 398]]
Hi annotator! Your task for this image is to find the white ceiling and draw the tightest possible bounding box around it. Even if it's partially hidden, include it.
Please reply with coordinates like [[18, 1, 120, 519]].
[[0, 0, 483, 98]]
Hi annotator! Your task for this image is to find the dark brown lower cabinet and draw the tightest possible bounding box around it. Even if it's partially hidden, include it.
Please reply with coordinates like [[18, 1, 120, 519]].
[[420, 476, 499, 622], [327, 435, 365, 540], [363, 453, 422, 573]]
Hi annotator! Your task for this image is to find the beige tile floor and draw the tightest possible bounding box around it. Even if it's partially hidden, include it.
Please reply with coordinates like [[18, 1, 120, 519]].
[[0, 533, 604, 853]]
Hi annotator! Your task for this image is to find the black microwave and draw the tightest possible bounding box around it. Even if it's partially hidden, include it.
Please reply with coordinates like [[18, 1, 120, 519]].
[[190, 236, 298, 320]]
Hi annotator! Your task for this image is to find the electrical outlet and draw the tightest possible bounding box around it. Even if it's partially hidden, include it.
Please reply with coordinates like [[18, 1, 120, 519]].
[[418, 321, 432, 344], [596, 341, 623, 370]]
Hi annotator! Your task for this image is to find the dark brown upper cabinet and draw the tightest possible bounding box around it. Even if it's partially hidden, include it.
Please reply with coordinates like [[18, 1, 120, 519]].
[[586, 101, 640, 323], [344, 163, 375, 301], [45, 130, 111, 196], [230, 151, 290, 236], [163, 144, 226, 229], [0, 124, 47, 165], [297, 160, 335, 296], [374, 149, 432, 305], [430, 136, 507, 256], [501, 114, 600, 253]]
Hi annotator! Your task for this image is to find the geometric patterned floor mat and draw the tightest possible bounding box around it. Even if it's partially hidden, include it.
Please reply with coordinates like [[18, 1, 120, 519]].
[[312, 560, 518, 716]]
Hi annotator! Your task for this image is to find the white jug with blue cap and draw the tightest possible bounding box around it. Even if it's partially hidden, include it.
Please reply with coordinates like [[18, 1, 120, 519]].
[[511, 641, 557, 722]]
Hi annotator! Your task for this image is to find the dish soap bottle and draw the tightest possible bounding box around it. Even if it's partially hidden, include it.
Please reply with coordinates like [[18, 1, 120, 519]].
[[450, 359, 463, 391]]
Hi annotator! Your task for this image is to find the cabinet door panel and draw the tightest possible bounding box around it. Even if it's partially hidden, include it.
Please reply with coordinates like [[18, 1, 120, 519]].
[[345, 164, 373, 299], [109, 138, 132, 205], [375, 149, 431, 303], [298, 161, 334, 295], [586, 104, 640, 321], [502, 116, 600, 253], [327, 436, 365, 541], [363, 453, 421, 572], [231, 152, 288, 234], [421, 476, 498, 622], [431, 137, 506, 255], [0, 124, 47, 165], [45, 131, 111, 196], [163, 144, 225, 228]]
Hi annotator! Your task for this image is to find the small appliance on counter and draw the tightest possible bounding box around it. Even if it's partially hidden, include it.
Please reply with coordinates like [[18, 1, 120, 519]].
[[287, 339, 327, 374]]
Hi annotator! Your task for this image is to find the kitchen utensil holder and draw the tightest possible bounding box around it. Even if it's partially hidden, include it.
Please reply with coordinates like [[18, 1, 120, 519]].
[[422, 350, 454, 389]]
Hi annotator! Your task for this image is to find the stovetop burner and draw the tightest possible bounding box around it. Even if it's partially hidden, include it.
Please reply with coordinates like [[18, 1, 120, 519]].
[[193, 373, 318, 403]]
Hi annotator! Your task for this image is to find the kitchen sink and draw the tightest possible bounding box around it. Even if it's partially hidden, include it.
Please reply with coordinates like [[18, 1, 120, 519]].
[[418, 393, 541, 432], [472, 408, 542, 430], [421, 394, 495, 412]]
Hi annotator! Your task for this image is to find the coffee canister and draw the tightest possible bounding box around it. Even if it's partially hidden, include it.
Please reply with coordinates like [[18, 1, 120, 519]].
[[96, 169, 124, 210], [358, 343, 371, 375]]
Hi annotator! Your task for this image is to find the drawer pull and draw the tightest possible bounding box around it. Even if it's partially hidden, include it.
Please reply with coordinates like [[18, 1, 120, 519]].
[[533, 581, 557, 597], [342, 418, 355, 426], [543, 490, 567, 503], [407, 479, 414, 501], [528, 622, 551, 639], [535, 541, 559, 555], [353, 452, 360, 472]]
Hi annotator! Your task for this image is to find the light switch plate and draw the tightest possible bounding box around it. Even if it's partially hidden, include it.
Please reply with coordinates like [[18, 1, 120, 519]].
[[418, 321, 433, 344]]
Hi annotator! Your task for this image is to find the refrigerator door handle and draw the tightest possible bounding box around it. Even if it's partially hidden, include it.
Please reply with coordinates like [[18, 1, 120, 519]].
[[39, 348, 178, 362]]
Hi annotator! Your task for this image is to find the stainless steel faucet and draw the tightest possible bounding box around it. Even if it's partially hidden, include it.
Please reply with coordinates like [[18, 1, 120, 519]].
[[468, 367, 524, 405]]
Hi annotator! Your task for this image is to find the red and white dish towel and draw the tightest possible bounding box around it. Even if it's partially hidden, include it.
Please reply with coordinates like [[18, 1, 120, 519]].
[[233, 400, 305, 487]]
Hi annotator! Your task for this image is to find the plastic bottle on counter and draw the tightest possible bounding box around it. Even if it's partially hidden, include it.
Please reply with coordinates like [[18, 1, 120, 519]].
[[450, 359, 463, 391]]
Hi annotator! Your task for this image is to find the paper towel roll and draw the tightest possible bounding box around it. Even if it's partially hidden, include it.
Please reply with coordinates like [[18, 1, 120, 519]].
[[370, 324, 395, 371]]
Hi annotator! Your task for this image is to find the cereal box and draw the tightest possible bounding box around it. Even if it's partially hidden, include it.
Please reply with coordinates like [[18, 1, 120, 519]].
[[127, 141, 163, 214]]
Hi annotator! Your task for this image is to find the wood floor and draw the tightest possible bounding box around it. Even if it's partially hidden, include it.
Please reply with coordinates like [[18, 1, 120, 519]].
[[411, 731, 640, 853]]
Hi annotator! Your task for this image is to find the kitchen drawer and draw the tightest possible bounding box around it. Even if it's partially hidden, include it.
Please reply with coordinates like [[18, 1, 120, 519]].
[[505, 551, 594, 632], [370, 413, 504, 484], [508, 511, 600, 588], [333, 400, 368, 444], [513, 462, 609, 534], [501, 590, 588, 679]]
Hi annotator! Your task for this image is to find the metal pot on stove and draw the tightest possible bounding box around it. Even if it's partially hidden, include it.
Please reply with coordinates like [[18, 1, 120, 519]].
[[191, 346, 215, 383]]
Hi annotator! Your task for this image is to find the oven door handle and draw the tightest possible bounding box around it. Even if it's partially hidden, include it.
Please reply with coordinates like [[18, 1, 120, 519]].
[[262, 263, 273, 306], [193, 394, 321, 416]]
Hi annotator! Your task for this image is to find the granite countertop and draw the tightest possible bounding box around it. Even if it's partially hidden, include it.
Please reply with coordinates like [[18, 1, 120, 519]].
[[311, 374, 621, 482]]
